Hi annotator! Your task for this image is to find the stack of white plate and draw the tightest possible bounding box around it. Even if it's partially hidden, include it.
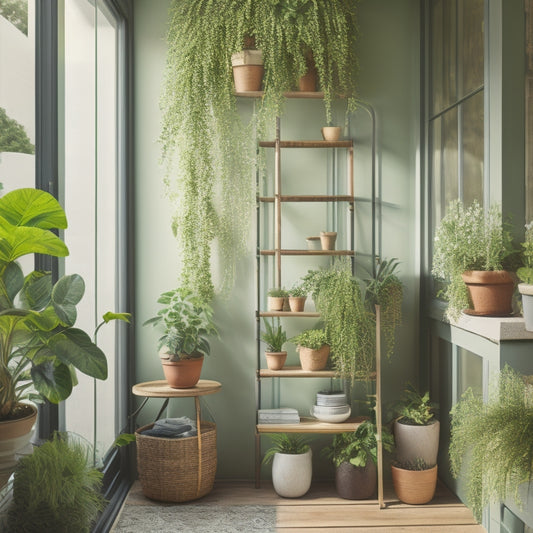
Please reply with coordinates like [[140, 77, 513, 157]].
[[311, 391, 351, 423]]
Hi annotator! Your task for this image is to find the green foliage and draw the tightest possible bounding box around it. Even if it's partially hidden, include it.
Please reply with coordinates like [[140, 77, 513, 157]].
[[0, 107, 34, 154], [0, 0, 28, 35], [302, 258, 375, 381], [143, 287, 218, 360], [0, 188, 130, 419], [267, 287, 289, 297], [393, 458, 434, 471], [518, 221, 533, 284], [432, 200, 515, 320], [364, 258, 403, 359], [161, 0, 359, 300], [395, 384, 437, 426], [288, 283, 307, 298], [262, 433, 310, 465], [290, 328, 328, 350], [322, 420, 393, 468], [8, 433, 105, 532], [260, 318, 287, 352], [449, 366, 533, 522]]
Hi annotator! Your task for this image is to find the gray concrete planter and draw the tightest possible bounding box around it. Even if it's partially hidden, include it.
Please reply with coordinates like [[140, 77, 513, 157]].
[[394, 419, 440, 467], [518, 283, 533, 331]]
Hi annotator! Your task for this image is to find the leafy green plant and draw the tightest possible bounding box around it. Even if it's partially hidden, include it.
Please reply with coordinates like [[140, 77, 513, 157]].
[[260, 318, 287, 352], [288, 283, 307, 298], [161, 0, 359, 301], [323, 420, 393, 468], [302, 258, 375, 381], [262, 433, 310, 465], [393, 458, 435, 471], [267, 287, 289, 298], [8, 433, 105, 532], [517, 221, 533, 284], [364, 258, 403, 359], [432, 200, 515, 320], [449, 365, 533, 522], [143, 287, 218, 361], [395, 384, 437, 426], [0, 107, 34, 154], [0, 188, 130, 420], [290, 328, 328, 350]]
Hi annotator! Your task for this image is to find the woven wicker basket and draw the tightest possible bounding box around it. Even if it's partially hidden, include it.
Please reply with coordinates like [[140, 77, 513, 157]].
[[136, 421, 217, 502]]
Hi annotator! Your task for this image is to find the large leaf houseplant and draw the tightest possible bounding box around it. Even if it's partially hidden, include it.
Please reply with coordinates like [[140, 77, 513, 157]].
[[161, 0, 359, 302]]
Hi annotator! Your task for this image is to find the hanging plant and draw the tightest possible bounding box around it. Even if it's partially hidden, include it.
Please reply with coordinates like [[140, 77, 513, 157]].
[[161, 0, 359, 302]]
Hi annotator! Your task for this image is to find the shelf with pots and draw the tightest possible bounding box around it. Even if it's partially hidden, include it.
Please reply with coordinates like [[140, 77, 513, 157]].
[[256, 416, 368, 434]]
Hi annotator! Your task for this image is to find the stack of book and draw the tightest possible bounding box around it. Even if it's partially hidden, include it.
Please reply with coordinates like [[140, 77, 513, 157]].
[[258, 408, 300, 424]]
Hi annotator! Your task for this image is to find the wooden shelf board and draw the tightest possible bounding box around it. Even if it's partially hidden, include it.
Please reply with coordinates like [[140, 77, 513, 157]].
[[259, 311, 320, 318], [235, 91, 325, 99], [258, 195, 354, 203], [260, 249, 354, 256], [132, 379, 221, 398], [258, 366, 337, 378], [257, 416, 368, 434], [259, 140, 353, 148]]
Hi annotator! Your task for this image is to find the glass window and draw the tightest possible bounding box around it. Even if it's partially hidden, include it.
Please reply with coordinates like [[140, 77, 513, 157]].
[[462, 91, 484, 205], [60, 0, 124, 459], [460, 0, 484, 97]]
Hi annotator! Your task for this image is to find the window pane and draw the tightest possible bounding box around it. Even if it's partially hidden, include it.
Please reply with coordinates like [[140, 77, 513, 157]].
[[462, 91, 484, 205], [0, 0, 35, 191], [457, 348, 482, 397], [430, 116, 443, 231], [442, 108, 458, 207], [460, 0, 484, 96]]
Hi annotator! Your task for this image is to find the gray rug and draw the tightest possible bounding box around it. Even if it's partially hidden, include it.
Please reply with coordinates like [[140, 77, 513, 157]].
[[112, 503, 276, 532]]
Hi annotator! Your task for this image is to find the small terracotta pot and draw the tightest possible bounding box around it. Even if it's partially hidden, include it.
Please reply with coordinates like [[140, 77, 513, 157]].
[[161, 356, 204, 389], [320, 231, 337, 250], [232, 50, 264, 92], [289, 296, 306, 312], [265, 351, 287, 371], [298, 344, 330, 371], [391, 464, 438, 505], [461, 270, 514, 316], [321, 127, 341, 141], [306, 236, 321, 250], [268, 296, 284, 311], [336, 460, 377, 500]]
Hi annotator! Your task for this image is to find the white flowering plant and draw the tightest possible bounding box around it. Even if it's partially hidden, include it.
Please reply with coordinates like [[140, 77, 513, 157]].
[[431, 200, 515, 320], [517, 222, 533, 285]]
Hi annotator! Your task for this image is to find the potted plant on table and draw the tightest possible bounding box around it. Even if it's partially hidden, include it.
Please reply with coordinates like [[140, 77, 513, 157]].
[[260, 318, 287, 370], [393, 384, 439, 468], [0, 188, 129, 483], [322, 420, 393, 500], [432, 200, 516, 320], [391, 458, 438, 505], [262, 433, 312, 498], [449, 365, 533, 522], [290, 329, 330, 371], [143, 288, 218, 389], [517, 221, 533, 331]]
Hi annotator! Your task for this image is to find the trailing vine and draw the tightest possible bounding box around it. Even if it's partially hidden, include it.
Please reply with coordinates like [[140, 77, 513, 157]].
[[161, 0, 359, 302]]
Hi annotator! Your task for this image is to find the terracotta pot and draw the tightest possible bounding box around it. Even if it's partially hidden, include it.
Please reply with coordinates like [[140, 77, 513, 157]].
[[268, 296, 284, 311], [306, 236, 321, 250], [265, 351, 287, 371], [394, 419, 440, 467], [321, 127, 341, 141], [391, 464, 438, 505], [289, 296, 306, 312], [518, 283, 533, 331], [320, 231, 337, 250], [336, 459, 377, 500], [231, 50, 264, 92], [161, 356, 204, 389], [298, 344, 330, 371], [298, 54, 317, 92], [0, 404, 37, 488], [282, 297, 291, 312], [461, 270, 514, 316]]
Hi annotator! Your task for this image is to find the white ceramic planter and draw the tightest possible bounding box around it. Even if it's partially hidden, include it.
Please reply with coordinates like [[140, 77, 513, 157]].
[[272, 448, 312, 498], [519, 283, 533, 331], [394, 419, 440, 467]]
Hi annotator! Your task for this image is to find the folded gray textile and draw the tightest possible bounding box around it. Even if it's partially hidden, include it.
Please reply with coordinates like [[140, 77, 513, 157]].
[[141, 416, 198, 438]]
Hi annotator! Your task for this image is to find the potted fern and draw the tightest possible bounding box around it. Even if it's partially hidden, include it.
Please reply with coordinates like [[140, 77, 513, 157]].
[[432, 200, 516, 320], [517, 221, 533, 330], [449, 365, 533, 522], [260, 318, 287, 370], [290, 329, 330, 372], [263, 433, 312, 498]]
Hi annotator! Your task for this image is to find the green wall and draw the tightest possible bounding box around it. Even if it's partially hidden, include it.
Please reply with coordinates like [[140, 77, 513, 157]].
[[133, 0, 421, 479]]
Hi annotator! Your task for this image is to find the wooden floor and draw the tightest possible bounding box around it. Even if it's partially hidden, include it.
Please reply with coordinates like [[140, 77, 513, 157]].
[[121, 480, 485, 532]]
